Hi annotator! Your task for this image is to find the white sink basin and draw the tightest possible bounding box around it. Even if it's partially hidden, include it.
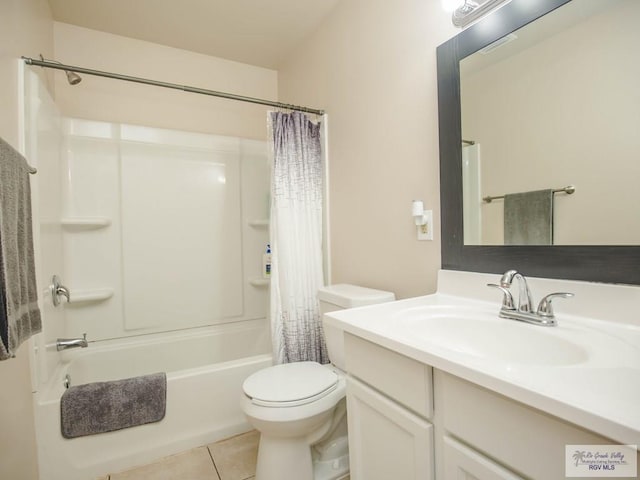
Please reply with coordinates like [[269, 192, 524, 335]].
[[393, 305, 590, 366]]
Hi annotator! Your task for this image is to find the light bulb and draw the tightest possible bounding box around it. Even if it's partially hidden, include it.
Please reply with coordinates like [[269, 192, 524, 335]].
[[441, 0, 461, 12]]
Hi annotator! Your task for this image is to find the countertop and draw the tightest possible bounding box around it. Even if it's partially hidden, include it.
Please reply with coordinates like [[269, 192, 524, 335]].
[[323, 271, 640, 446]]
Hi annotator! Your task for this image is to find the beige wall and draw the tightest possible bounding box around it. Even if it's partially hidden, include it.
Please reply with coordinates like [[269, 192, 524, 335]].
[[0, 1, 53, 478], [278, 0, 457, 298], [462, 0, 640, 245], [53, 22, 278, 140]]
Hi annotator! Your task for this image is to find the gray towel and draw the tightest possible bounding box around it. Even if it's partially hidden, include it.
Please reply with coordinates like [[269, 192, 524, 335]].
[[0, 137, 41, 360], [60, 372, 167, 439], [504, 189, 553, 245]]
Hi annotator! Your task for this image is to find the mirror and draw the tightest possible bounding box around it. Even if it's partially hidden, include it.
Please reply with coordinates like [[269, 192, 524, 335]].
[[459, 0, 639, 246], [437, 0, 640, 284]]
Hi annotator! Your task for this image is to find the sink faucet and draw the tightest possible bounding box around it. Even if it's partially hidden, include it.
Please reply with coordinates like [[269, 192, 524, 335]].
[[56, 333, 88, 351], [499, 269, 534, 313], [488, 270, 573, 326]]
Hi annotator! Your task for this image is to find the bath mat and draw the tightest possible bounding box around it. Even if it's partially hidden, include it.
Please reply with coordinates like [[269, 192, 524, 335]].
[[60, 372, 166, 439]]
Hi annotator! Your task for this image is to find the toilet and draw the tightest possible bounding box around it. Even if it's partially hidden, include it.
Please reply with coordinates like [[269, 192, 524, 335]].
[[241, 284, 395, 480]]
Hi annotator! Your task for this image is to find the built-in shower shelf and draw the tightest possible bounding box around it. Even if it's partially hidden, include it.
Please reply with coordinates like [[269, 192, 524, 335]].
[[68, 288, 114, 304], [61, 217, 111, 229], [249, 278, 270, 287], [248, 219, 269, 228]]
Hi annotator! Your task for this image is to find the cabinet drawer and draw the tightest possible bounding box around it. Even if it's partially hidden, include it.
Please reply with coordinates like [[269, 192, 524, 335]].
[[344, 333, 433, 418], [437, 371, 624, 479], [443, 436, 524, 480]]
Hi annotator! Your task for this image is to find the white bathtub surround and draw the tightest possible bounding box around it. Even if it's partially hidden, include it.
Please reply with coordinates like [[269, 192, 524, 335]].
[[269, 111, 326, 364], [59, 118, 270, 342], [324, 270, 640, 446], [24, 88, 271, 384], [35, 319, 271, 480]]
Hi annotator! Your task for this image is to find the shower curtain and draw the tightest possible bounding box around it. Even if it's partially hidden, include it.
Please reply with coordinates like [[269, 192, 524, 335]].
[[268, 111, 327, 365]]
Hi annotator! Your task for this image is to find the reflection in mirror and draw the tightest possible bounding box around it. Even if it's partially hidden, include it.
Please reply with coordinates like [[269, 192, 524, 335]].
[[437, 0, 640, 285], [460, 0, 640, 246]]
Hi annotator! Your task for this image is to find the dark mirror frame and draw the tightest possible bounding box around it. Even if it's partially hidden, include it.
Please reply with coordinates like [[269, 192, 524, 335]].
[[437, 0, 640, 285]]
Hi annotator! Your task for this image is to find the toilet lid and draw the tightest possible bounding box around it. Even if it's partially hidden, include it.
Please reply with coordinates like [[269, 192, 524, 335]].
[[243, 362, 339, 407]]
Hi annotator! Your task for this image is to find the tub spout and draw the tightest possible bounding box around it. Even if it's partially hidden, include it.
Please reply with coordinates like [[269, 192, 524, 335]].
[[57, 333, 88, 351]]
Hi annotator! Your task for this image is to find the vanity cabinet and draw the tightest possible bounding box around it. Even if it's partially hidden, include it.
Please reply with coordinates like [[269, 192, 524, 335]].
[[343, 333, 635, 480], [344, 333, 435, 480], [435, 371, 624, 479]]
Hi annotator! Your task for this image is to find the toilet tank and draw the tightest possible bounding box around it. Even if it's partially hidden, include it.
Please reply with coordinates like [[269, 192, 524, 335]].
[[319, 284, 395, 370]]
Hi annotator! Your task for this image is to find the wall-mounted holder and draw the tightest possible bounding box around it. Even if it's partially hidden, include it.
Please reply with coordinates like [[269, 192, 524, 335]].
[[61, 216, 111, 230], [412, 200, 433, 241]]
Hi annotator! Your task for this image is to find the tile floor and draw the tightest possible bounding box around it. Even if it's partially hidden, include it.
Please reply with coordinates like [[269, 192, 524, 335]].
[[98, 430, 259, 480]]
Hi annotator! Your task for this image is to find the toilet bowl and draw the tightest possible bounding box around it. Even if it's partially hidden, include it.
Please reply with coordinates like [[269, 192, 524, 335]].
[[242, 362, 348, 480], [241, 284, 395, 480]]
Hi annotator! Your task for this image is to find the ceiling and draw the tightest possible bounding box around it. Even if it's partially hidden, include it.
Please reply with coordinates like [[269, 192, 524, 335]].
[[47, 0, 341, 70]]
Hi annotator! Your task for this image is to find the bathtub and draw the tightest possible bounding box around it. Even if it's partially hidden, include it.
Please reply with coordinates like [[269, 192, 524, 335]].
[[34, 318, 272, 480]]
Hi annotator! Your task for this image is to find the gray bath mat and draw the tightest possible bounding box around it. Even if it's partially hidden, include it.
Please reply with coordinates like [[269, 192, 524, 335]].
[[60, 372, 166, 439]]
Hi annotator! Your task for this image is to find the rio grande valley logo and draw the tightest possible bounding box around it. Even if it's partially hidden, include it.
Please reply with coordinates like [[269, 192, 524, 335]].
[[566, 445, 637, 477]]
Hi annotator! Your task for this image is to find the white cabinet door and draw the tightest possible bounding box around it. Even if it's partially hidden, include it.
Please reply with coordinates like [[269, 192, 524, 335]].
[[347, 376, 434, 480], [443, 436, 524, 480]]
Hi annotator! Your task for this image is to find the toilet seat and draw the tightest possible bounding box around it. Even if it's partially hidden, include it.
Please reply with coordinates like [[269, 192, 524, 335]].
[[243, 361, 338, 407]]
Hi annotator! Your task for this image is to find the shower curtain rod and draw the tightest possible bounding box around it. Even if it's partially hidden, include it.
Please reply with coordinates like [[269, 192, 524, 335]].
[[22, 56, 325, 116]]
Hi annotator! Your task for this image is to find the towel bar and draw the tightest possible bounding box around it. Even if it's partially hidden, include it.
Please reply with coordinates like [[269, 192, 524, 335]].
[[483, 185, 575, 203]]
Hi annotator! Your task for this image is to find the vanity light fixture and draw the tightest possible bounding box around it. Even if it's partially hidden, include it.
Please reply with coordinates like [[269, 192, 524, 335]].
[[412, 200, 433, 241], [451, 0, 512, 28]]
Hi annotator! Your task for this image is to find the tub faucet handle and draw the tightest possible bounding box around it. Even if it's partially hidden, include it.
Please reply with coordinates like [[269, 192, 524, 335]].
[[51, 275, 70, 306]]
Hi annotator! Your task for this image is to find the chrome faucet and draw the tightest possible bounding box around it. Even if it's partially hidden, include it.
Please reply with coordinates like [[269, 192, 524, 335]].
[[488, 270, 573, 326], [499, 269, 534, 313], [56, 333, 88, 351]]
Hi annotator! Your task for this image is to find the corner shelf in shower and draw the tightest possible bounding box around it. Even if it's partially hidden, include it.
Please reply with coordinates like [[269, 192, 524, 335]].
[[67, 288, 114, 305], [248, 219, 269, 228], [249, 278, 270, 287], [61, 217, 111, 230]]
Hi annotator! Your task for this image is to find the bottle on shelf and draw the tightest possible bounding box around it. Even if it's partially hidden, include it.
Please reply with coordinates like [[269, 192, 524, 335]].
[[262, 244, 272, 279]]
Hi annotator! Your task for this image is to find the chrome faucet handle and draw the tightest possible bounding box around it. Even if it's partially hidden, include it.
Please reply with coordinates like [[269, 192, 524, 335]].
[[537, 292, 574, 318], [51, 275, 70, 306], [56, 284, 70, 301], [487, 283, 515, 310]]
